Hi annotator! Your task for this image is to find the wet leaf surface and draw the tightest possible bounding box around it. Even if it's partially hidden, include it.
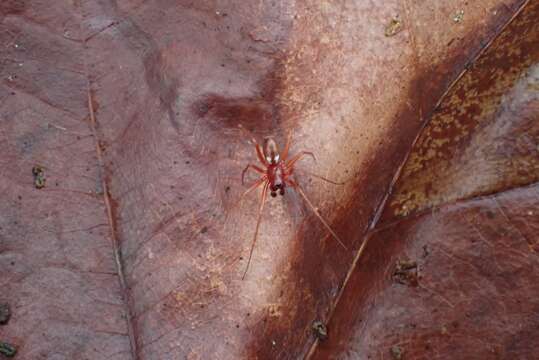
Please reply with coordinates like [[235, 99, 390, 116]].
[[0, 0, 537, 359]]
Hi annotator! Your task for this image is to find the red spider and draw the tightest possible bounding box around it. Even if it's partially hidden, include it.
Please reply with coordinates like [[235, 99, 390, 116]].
[[238, 133, 348, 279]]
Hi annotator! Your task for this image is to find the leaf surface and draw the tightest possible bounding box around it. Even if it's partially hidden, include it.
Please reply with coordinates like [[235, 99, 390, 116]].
[[0, 1, 536, 359]]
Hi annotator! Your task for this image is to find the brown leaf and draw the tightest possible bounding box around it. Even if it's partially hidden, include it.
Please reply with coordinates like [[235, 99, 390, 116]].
[[0, 0, 536, 359]]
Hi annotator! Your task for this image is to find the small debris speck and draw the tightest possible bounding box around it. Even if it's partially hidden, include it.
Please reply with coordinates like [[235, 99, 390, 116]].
[[312, 320, 328, 341], [393, 259, 419, 286], [200, 226, 208, 234], [0, 342, 16, 357], [390, 345, 403, 360], [0, 303, 11, 325], [385, 17, 403, 37], [422, 245, 429, 258], [32, 166, 46, 189], [453, 10, 464, 23]]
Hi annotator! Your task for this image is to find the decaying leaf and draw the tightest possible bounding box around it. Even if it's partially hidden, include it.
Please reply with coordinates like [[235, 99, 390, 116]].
[[0, 0, 536, 359]]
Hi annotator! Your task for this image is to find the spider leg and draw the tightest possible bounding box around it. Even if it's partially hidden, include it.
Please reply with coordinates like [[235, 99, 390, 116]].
[[241, 164, 266, 185], [242, 180, 270, 279], [255, 143, 268, 166], [285, 151, 316, 170], [227, 176, 266, 214], [288, 179, 348, 250], [280, 131, 293, 162], [237, 125, 268, 166], [289, 168, 345, 185]]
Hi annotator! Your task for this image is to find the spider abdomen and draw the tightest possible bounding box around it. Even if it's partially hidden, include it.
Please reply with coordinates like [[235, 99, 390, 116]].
[[268, 162, 287, 197]]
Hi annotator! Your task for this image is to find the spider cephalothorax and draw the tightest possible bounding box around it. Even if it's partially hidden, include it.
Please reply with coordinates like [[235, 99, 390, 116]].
[[263, 137, 280, 164]]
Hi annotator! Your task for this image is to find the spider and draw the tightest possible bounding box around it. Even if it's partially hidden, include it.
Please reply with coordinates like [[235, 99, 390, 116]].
[[238, 133, 348, 279]]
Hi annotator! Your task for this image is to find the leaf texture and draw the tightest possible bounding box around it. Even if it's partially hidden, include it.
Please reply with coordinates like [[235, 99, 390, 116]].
[[0, 1, 536, 359]]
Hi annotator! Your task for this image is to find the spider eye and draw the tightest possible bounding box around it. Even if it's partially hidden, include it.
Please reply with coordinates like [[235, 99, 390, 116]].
[[279, 188, 285, 195], [270, 191, 277, 197]]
